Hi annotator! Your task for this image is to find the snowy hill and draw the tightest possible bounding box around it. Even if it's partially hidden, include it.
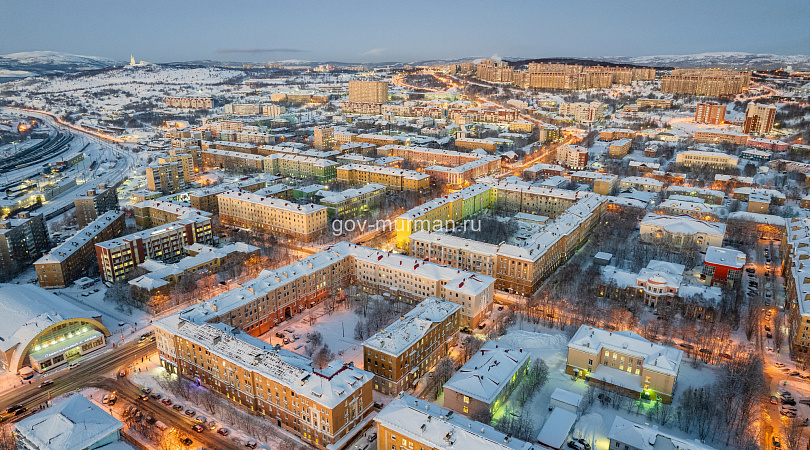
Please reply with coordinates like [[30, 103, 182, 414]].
[[0, 51, 121, 79], [600, 52, 810, 70]]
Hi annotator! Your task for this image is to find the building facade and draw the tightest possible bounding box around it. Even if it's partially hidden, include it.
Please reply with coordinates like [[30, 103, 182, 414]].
[[74, 184, 119, 228]]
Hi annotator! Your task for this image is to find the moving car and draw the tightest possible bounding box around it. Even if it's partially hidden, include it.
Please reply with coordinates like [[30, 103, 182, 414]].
[[192, 424, 205, 433], [38, 380, 53, 388]]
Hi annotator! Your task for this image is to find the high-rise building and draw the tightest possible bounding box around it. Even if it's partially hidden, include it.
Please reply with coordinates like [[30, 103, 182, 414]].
[[0, 212, 50, 273], [74, 184, 119, 228], [348, 80, 388, 103], [694, 102, 727, 124], [743, 103, 777, 135], [158, 154, 194, 182], [145, 162, 185, 194], [556, 144, 589, 169]]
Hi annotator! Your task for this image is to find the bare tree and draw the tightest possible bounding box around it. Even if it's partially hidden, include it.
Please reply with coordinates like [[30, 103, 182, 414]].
[[781, 417, 805, 450]]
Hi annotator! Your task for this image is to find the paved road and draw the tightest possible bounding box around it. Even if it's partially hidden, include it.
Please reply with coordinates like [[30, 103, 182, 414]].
[[0, 339, 155, 418]]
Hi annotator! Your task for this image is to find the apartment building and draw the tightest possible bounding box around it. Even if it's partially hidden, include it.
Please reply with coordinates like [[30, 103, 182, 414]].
[[313, 126, 334, 150], [265, 154, 339, 183], [747, 137, 789, 152], [636, 98, 672, 109], [354, 134, 407, 147], [337, 164, 429, 191], [164, 97, 213, 109], [35, 211, 124, 288], [159, 153, 194, 183], [375, 394, 536, 450], [95, 216, 213, 283], [694, 102, 727, 124], [558, 101, 603, 123], [693, 130, 748, 145], [570, 171, 619, 195], [377, 145, 483, 167], [0, 212, 50, 272], [661, 69, 750, 96], [455, 137, 498, 153], [659, 199, 717, 220], [187, 178, 271, 214], [639, 213, 726, 252], [74, 184, 119, 228], [443, 341, 530, 417], [424, 156, 501, 187], [743, 103, 777, 135], [408, 193, 605, 296], [608, 139, 632, 158], [600, 128, 637, 141], [348, 80, 388, 103], [556, 144, 589, 169], [318, 183, 385, 218], [523, 163, 565, 181], [340, 102, 382, 115], [675, 150, 739, 169], [619, 176, 664, 193], [146, 162, 185, 194], [566, 325, 683, 403], [132, 200, 212, 229], [153, 319, 373, 449], [363, 298, 461, 394], [783, 218, 810, 360], [129, 242, 260, 296], [217, 190, 327, 242], [202, 149, 265, 172]]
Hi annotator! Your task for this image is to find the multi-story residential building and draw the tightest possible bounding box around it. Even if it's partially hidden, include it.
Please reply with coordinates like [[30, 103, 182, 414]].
[[443, 341, 530, 417], [600, 128, 637, 141], [570, 171, 618, 195], [265, 154, 339, 183], [556, 144, 589, 169], [639, 213, 726, 252], [619, 176, 664, 193], [743, 103, 777, 135], [424, 156, 501, 187], [661, 69, 749, 96], [747, 137, 789, 152], [354, 133, 407, 147], [694, 102, 727, 124], [187, 177, 272, 214], [665, 186, 725, 205], [658, 199, 717, 220], [164, 97, 213, 109], [318, 183, 385, 218], [407, 191, 606, 295], [731, 187, 786, 205], [636, 98, 672, 109], [74, 184, 119, 228], [702, 246, 746, 288], [375, 394, 536, 450], [558, 101, 603, 123], [217, 190, 327, 242], [132, 200, 212, 229], [783, 218, 810, 360], [508, 120, 534, 133], [523, 163, 565, 181], [129, 242, 260, 296], [35, 212, 124, 288], [608, 139, 633, 158], [0, 212, 50, 273], [362, 298, 461, 394], [454, 137, 498, 153], [153, 318, 373, 449], [348, 80, 388, 103], [692, 130, 749, 145], [608, 416, 717, 450], [675, 150, 739, 169], [146, 162, 185, 194], [95, 216, 213, 283], [377, 145, 485, 167], [337, 164, 429, 191], [159, 153, 194, 183], [202, 149, 265, 172], [340, 102, 383, 115], [313, 126, 334, 150], [566, 325, 683, 403]]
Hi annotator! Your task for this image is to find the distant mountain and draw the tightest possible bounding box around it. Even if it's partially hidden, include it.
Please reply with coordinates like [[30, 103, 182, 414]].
[[0, 51, 121, 79], [599, 52, 810, 70]]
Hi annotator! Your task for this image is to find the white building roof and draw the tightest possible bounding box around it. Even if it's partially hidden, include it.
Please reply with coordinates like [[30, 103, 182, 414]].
[[35, 211, 123, 264], [218, 190, 326, 214], [375, 395, 537, 450], [608, 416, 716, 450], [568, 325, 683, 377], [640, 213, 726, 237], [443, 341, 530, 404], [363, 298, 460, 357], [14, 394, 122, 450], [536, 407, 577, 449]]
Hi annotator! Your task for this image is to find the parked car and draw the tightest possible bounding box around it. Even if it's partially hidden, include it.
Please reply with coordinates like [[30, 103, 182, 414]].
[[765, 326, 771, 331], [118, 370, 127, 377], [767, 333, 773, 339], [208, 421, 217, 431], [773, 436, 781, 448], [68, 362, 80, 369], [150, 393, 162, 400], [13, 407, 27, 416], [161, 398, 172, 406], [245, 440, 258, 449], [102, 395, 110, 404], [172, 404, 184, 411], [195, 416, 207, 424], [184, 408, 196, 416], [181, 437, 193, 446], [782, 397, 797, 405], [367, 432, 377, 442], [141, 387, 152, 394], [192, 424, 205, 433], [771, 396, 779, 404], [567, 441, 586, 450], [217, 428, 230, 436]]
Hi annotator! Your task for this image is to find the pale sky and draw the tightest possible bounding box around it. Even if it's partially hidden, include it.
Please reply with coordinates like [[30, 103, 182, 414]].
[[1, 0, 808, 63]]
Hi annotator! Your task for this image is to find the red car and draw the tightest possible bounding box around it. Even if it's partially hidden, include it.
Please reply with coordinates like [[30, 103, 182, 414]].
[[192, 424, 205, 433], [161, 398, 172, 406], [217, 428, 230, 436]]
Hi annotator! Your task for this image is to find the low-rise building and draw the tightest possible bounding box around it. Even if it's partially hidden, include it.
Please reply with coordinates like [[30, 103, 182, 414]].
[[608, 416, 716, 450], [566, 325, 683, 403], [609, 138, 632, 158], [639, 213, 726, 252], [675, 150, 739, 169], [702, 246, 745, 287], [317, 183, 385, 218], [443, 341, 530, 418], [619, 176, 663, 193], [363, 298, 461, 394]]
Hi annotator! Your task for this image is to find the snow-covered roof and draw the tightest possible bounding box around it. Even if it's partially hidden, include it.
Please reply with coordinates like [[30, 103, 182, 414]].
[[666, 185, 724, 200], [443, 341, 530, 404], [218, 190, 326, 214], [375, 394, 536, 450], [363, 298, 461, 357], [704, 246, 746, 269], [732, 187, 786, 200], [133, 199, 212, 219], [550, 388, 583, 408], [536, 407, 577, 449], [620, 176, 663, 187], [35, 211, 123, 264], [660, 199, 714, 214], [14, 394, 122, 450], [640, 213, 726, 238], [608, 416, 716, 450], [568, 325, 683, 377], [156, 320, 371, 409], [0, 284, 104, 357], [338, 164, 429, 181]]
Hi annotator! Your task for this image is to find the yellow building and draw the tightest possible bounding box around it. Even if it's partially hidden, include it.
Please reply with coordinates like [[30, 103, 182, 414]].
[[566, 325, 683, 403], [217, 190, 327, 242], [336, 164, 429, 191], [348, 80, 388, 103]]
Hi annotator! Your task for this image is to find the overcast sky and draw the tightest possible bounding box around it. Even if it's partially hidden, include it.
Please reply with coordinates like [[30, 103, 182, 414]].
[[1, 0, 808, 63]]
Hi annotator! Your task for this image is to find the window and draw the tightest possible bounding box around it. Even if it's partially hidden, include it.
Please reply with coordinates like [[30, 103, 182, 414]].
[[463, 406, 468, 413], [463, 396, 469, 404]]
